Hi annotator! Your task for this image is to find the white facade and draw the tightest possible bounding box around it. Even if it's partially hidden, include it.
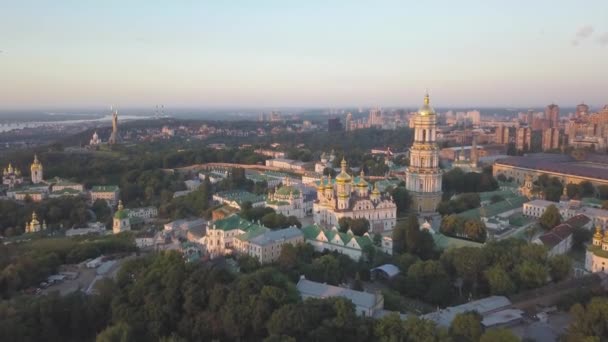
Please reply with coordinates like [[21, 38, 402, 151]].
[[313, 160, 397, 233], [523, 199, 608, 229], [265, 158, 307, 171], [405, 93, 442, 213], [233, 227, 304, 264], [266, 182, 308, 218], [127, 206, 159, 220], [585, 227, 608, 274]]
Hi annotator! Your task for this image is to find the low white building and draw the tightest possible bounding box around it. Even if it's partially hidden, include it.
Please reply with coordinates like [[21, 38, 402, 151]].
[[423, 296, 518, 328], [265, 158, 308, 171], [533, 214, 590, 257], [301, 224, 373, 261], [65, 222, 107, 237], [213, 190, 266, 210], [234, 226, 304, 264], [266, 183, 307, 218], [202, 214, 303, 263], [296, 276, 384, 317], [127, 206, 158, 220], [523, 199, 606, 229]]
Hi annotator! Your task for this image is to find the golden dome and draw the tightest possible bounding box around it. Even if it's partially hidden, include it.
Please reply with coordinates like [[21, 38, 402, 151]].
[[418, 92, 436, 116], [356, 170, 369, 187], [594, 226, 603, 240], [603, 229, 608, 243], [372, 182, 381, 195], [31, 154, 43, 171], [31, 212, 40, 225], [335, 158, 352, 183]]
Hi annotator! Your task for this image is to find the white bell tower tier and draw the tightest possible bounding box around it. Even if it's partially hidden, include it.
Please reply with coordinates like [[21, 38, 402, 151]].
[[405, 93, 443, 214]]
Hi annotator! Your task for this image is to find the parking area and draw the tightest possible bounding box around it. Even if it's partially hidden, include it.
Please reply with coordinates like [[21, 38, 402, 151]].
[[38, 254, 136, 296]]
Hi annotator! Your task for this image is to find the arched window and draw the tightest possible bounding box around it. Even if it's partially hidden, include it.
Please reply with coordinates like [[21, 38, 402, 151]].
[[422, 129, 426, 142]]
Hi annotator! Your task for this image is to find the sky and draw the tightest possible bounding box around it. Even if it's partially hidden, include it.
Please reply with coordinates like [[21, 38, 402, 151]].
[[1, 1, 608, 110]]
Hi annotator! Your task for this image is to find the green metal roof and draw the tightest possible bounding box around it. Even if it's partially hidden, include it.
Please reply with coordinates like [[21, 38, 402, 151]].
[[301, 224, 372, 249], [215, 190, 265, 205], [212, 214, 266, 232], [275, 185, 300, 197], [477, 189, 520, 202], [235, 225, 270, 241], [432, 233, 484, 250], [114, 210, 128, 219], [458, 196, 528, 219], [588, 244, 608, 258]]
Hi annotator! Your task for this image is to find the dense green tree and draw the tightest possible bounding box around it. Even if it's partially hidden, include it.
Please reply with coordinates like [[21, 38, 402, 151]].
[[572, 227, 593, 250], [564, 297, 608, 341], [449, 311, 483, 342], [391, 187, 412, 217], [515, 261, 548, 289], [548, 254, 572, 282], [579, 181, 595, 198], [598, 185, 608, 200], [539, 204, 561, 230], [479, 328, 519, 342], [442, 247, 485, 296], [484, 265, 516, 295], [406, 260, 452, 305], [338, 217, 370, 236], [96, 323, 133, 342]]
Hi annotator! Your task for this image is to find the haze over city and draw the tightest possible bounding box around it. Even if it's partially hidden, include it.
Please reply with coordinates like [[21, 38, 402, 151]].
[[1, 1, 608, 109]]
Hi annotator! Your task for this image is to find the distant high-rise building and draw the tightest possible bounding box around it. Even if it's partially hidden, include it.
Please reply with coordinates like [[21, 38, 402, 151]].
[[516, 127, 531, 152], [545, 104, 560, 128], [542, 128, 560, 151], [576, 103, 590, 118], [369, 108, 383, 127], [495, 125, 510, 145], [532, 117, 551, 131], [526, 110, 534, 125], [467, 110, 481, 126], [345, 112, 353, 132]]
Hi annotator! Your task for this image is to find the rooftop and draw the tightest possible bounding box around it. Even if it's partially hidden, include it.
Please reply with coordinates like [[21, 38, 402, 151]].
[[247, 227, 303, 246], [212, 214, 266, 233], [495, 153, 608, 181], [214, 190, 265, 205], [422, 296, 511, 327], [458, 196, 528, 219], [432, 233, 484, 250], [301, 224, 372, 250], [296, 277, 378, 309]]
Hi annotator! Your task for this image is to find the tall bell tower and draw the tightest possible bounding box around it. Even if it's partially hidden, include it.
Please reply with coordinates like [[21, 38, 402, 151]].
[[405, 93, 443, 213]]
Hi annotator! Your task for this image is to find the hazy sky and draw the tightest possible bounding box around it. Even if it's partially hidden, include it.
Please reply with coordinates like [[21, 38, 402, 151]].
[[1, 1, 607, 109]]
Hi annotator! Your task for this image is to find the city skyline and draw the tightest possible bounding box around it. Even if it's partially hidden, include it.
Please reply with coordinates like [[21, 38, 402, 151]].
[[1, 1, 608, 109]]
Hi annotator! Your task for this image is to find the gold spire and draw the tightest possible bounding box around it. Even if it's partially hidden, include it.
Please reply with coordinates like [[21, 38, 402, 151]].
[[336, 158, 352, 183], [117, 200, 124, 211], [372, 182, 381, 195], [419, 92, 435, 116]]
